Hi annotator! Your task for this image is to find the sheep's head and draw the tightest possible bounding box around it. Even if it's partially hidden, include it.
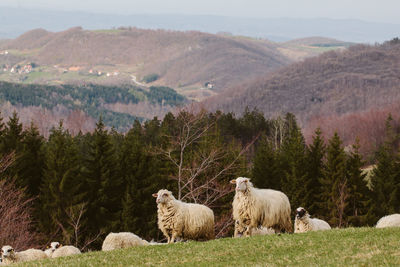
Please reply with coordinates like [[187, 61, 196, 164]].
[[230, 177, 253, 192], [1, 245, 15, 260], [50, 242, 61, 251], [152, 189, 175, 204], [296, 207, 308, 219]]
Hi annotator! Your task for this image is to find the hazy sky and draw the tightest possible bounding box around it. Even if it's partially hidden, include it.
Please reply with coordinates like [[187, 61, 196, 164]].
[[2, 0, 400, 24]]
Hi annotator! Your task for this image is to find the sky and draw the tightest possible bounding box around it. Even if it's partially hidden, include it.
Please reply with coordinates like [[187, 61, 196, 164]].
[[2, 0, 400, 24]]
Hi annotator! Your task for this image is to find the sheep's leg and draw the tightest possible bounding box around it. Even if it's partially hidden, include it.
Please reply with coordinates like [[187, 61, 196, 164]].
[[170, 232, 178, 243]]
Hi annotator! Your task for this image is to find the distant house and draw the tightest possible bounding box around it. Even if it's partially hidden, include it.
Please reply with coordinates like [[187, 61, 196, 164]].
[[205, 81, 215, 89]]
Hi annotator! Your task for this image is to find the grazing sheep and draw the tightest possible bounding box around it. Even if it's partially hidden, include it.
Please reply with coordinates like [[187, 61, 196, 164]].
[[102, 232, 149, 251], [376, 214, 400, 228], [44, 241, 61, 257], [231, 177, 292, 236], [234, 220, 275, 237], [1, 245, 47, 264], [152, 189, 215, 243], [294, 207, 331, 233]]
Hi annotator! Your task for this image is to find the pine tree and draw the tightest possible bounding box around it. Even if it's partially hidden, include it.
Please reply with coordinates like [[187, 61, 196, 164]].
[[279, 122, 308, 211], [346, 139, 371, 226], [369, 115, 400, 221], [15, 122, 45, 196], [252, 134, 281, 190], [321, 132, 348, 227], [305, 128, 325, 216], [2, 111, 24, 154], [39, 122, 85, 244], [84, 118, 122, 244]]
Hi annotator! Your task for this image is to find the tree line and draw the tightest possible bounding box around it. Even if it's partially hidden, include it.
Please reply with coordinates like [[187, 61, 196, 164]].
[[0, 108, 398, 250]]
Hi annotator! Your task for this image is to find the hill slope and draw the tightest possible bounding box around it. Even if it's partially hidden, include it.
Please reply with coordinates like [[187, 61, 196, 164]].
[[204, 40, 400, 126], [0, 27, 291, 92], [17, 228, 400, 266]]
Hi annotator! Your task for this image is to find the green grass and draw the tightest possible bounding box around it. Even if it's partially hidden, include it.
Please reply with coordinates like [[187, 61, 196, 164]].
[[16, 227, 400, 267]]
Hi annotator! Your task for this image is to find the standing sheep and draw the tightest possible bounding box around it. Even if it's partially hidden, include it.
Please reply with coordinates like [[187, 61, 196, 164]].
[[152, 189, 215, 243], [294, 207, 331, 233], [231, 177, 292, 236], [376, 214, 400, 228], [1, 245, 47, 264], [102, 232, 149, 251]]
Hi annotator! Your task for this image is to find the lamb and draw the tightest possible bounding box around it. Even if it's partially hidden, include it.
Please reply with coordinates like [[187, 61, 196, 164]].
[[44, 241, 61, 257], [234, 220, 275, 237], [1, 245, 47, 264], [294, 207, 331, 233], [152, 189, 215, 243], [102, 232, 149, 251], [231, 177, 292, 236], [376, 214, 400, 228]]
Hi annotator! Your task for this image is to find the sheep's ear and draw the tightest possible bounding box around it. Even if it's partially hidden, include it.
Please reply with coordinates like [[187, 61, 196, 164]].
[[230, 179, 236, 184], [152, 193, 158, 198]]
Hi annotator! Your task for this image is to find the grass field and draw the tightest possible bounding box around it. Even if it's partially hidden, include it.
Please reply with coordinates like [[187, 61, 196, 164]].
[[16, 227, 400, 267]]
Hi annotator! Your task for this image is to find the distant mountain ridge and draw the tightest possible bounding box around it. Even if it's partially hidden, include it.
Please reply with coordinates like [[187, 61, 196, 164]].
[[0, 7, 399, 43]]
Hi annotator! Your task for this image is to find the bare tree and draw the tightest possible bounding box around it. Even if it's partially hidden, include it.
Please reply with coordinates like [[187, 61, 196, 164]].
[[336, 179, 349, 228], [0, 154, 39, 250]]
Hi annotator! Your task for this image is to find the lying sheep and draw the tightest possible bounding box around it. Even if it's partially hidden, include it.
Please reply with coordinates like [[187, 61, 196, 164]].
[[102, 232, 149, 251], [231, 177, 292, 236], [44, 241, 61, 257], [153, 189, 215, 243], [51, 245, 81, 258], [1, 245, 47, 264], [234, 220, 275, 237], [376, 214, 400, 228], [294, 207, 331, 233]]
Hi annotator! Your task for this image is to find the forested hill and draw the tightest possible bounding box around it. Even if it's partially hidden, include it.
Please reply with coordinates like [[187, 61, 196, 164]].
[[0, 81, 186, 131], [204, 39, 400, 126], [0, 27, 290, 91]]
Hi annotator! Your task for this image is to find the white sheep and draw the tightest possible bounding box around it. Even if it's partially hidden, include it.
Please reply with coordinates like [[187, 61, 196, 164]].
[[294, 207, 331, 233], [102, 232, 149, 251], [234, 220, 275, 237], [44, 241, 61, 257], [51, 245, 81, 258], [376, 214, 400, 228], [152, 189, 215, 243], [231, 177, 292, 236], [1, 245, 47, 264]]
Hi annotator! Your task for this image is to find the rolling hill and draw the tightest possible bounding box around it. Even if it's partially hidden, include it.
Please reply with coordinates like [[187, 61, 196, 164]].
[[204, 39, 400, 127], [0, 27, 291, 94]]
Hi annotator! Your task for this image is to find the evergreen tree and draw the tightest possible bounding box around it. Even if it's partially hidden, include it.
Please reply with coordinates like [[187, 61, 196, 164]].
[[346, 139, 371, 226], [84, 118, 122, 245], [279, 122, 308, 211], [2, 111, 24, 154], [320, 132, 348, 227], [369, 116, 400, 221], [305, 128, 325, 216], [252, 135, 281, 190], [15, 122, 45, 196], [39, 122, 85, 244]]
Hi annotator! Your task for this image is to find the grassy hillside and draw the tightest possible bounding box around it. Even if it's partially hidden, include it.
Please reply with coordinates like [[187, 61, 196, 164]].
[[0, 27, 291, 92], [16, 227, 400, 266], [204, 40, 400, 126]]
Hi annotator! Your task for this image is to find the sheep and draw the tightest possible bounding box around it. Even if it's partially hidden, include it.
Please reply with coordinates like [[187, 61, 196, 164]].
[[231, 177, 292, 236], [44, 241, 61, 257], [1, 245, 47, 264], [102, 232, 149, 251], [294, 207, 331, 233], [376, 214, 400, 228], [234, 220, 275, 237], [51, 245, 81, 258], [152, 189, 215, 243]]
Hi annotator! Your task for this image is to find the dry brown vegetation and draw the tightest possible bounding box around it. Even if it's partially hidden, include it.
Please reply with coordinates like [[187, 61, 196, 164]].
[[205, 42, 400, 128]]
